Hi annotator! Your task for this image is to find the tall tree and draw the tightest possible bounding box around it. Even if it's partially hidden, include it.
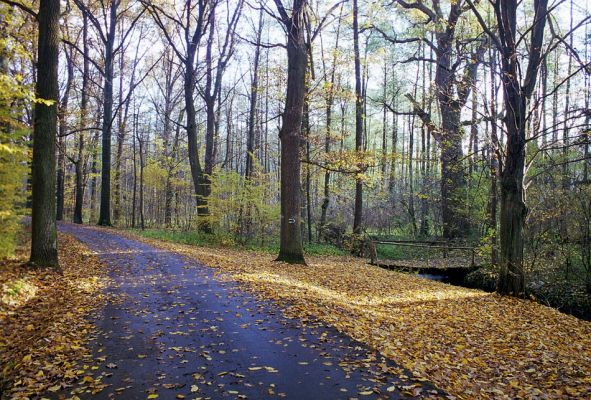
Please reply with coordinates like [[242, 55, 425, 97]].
[[56, 46, 73, 221], [245, 7, 264, 180], [352, 0, 363, 235], [274, 0, 307, 264], [74, 0, 145, 226], [145, 0, 211, 231], [318, 5, 343, 239], [201, 0, 243, 231], [469, 0, 549, 295], [72, 12, 90, 224], [30, 0, 60, 267], [380, 0, 484, 238]]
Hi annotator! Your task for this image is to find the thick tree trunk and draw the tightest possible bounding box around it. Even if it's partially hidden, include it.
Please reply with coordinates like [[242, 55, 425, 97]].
[[98, 0, 118, 226], [30, 0, 60, 267], [495, 0, 548, 295], [275, 0, 307, 264], [498, 106, 527, 295], [439, 109, 468, 239], [435, 27, 469, 239]]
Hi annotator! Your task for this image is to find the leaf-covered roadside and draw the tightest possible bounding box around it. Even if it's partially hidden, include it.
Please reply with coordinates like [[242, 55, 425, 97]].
[[0, 233, 108, 399], [126, 231, 591, 399]]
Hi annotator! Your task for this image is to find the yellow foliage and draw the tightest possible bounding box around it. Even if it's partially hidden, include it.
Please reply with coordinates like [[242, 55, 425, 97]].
[[0, 5, 32, 258], [205, 162, 280, 240]]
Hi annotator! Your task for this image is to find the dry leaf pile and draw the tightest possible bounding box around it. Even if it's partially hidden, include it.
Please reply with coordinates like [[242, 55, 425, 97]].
[[0, 233, 108, 399], [127, 233, 591, 399]]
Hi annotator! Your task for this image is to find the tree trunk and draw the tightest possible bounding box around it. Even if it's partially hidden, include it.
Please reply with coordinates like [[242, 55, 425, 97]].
[[185, 53, 209, 229], [318, 6, 342, 240], [495, 0, 548, 295], [30, 0, 60, 268], [488, 46, 499, 266], [73, 14, 89, 224], [89, 128, 100, 223], [98, 0, 118, 226], [352, 0, 363, 235], [275, 0, 307, 264], [245, 8, 263, 180], [56, 47, 73, 221]]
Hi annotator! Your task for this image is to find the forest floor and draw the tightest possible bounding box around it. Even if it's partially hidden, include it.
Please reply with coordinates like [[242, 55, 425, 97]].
[[0, 230, 107, 399], [119, 228, 591, 400], [2, 225, 591, 399]]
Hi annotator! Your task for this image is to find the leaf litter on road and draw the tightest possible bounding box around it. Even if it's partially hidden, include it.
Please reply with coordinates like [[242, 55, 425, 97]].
[[124, 231, 591, 399]]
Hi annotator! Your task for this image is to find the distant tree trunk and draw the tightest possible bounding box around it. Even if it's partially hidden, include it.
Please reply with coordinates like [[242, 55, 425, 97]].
[[30, 0, 60, 268], [419, 45, 430, 236], [245, 8, 263, 180], [274, 0, 307, 264], [73, 14, 89, 224], [131, 113, 137, 228], [56, 132, 65, 221], [382, 63, 388, 184], [137, 128, 145, 230], [98, 0, 118, 226], [56, 50, 72, 221], [318, 6, 342, 240], [488, 46, 499, 267], [165, 116, 181, 227], [352, 0, 363, 235], [469, 88, 479, 174], [201, 0, 241, 233], [162, 53, 180, 227], [389, 99, 398, 192], [89, 128, 100, 223]]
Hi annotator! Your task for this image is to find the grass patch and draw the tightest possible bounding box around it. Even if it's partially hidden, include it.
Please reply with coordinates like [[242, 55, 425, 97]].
[[129, 229, 346, 257]]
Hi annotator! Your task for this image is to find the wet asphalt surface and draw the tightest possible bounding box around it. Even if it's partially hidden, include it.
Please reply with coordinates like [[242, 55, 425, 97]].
[[56, 223, 445, 400]]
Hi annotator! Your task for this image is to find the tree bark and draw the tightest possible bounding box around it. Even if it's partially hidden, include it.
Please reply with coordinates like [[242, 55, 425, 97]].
[[30, 0, 60, 268], [73, 13, 89, 224], [318, 6, 342, 240], [495, 0, 548, 295], [98, 0, 118, 226], [352, 0, 363, 235], [245, 8, 263, 180], [275, 0, 307, 264]]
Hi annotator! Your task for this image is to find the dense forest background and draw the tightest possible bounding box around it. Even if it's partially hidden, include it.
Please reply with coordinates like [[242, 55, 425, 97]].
[[1, 0, 590, 311]]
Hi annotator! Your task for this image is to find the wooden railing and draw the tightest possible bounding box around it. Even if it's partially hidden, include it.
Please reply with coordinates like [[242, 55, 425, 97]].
[[368, 240, 477, 269]]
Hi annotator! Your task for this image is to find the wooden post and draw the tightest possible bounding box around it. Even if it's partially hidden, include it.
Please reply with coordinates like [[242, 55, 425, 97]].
[[369, 241, 377, 264]]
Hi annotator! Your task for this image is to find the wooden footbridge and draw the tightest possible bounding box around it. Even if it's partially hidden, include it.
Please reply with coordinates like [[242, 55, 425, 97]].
[[367, 239, 480, 277]]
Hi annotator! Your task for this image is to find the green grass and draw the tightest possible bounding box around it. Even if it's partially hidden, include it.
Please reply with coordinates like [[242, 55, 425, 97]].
[[130, 229, 346, 257]]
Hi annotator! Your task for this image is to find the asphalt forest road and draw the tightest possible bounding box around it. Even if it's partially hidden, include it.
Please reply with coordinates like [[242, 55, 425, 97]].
[[57, 223, 444, 400]]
